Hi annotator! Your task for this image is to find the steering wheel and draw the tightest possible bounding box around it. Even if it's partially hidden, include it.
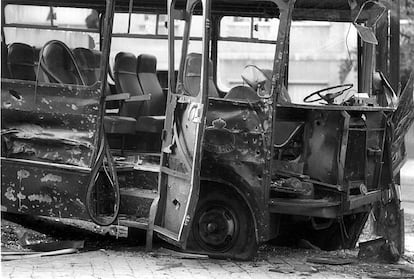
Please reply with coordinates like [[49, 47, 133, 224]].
[[303, 84, 353, 104]]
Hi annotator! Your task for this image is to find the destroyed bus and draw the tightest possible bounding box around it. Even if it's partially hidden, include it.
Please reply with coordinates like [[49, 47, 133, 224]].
[[1, 0, 413, 259]]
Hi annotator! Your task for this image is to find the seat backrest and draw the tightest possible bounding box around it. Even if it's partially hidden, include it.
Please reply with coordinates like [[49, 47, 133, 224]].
[[73, 47, 97, 86], [41, 40, 85, 85], [137, 54, 165, 116], [2, 41, 11, 78], [8, 42, 36, 81], [114, 52, 144, 119], [183, 53, 219, 97]]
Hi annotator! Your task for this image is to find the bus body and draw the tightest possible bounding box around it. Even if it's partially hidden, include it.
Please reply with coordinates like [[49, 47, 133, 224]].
[[2, 0, 413, 259]]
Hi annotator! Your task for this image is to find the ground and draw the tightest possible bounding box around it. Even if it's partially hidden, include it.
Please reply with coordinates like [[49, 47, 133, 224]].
[[1, 211, 414, 279]]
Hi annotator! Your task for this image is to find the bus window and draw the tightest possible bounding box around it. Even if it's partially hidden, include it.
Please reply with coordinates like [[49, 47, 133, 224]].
[[4, 5, 99, 49], [3, 4, 101, 86], [113, 13, 157, 35], [288, 21, 358, 104], [110, 14, 202, 72], [217, 16, 278, 92]]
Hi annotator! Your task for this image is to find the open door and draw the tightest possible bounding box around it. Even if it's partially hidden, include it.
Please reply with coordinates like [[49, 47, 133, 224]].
[[153, 0, 210, 248]]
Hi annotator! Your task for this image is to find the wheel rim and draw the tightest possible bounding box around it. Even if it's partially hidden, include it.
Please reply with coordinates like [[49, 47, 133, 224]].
[[194, 203, 239, 252]]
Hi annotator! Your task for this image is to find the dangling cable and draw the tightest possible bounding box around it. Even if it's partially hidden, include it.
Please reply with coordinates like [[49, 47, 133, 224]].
[[86, 136, 120, 226]]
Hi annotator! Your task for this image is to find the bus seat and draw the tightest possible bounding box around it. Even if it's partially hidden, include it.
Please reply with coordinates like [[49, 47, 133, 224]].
[[8, 43, 36, 81], [40, 40, 85, 85], [183, 53, 219, 97], [224, 86, 259, 102], [137, 54, 165, 116], [73, 47, 97, 85], [134, 54, 165, 133], [112, 52, 163, 134], [113, 52, 145, 119], [2, 41, 11, 78]]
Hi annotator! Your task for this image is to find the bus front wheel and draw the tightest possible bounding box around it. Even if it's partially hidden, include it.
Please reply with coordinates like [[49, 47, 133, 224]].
[[188, 187, 258, 260]]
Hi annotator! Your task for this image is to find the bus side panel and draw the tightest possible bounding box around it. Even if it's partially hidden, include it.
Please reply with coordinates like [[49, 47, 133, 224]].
[[1, 80, 101, 167], [1, 80, 103, 220], [1, 162, 90, 219]]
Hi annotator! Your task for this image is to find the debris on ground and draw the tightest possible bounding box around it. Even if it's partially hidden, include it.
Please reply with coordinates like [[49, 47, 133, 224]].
[[23, 240, 84, 252], [156, 262, 184, 271], [150, 247, 209, 259], [2, 212, 414, 278], [292, 263, 318, 274], [307, 256, 357, 265], [2, 248, 78, 261], [358, 238, 400, 263]]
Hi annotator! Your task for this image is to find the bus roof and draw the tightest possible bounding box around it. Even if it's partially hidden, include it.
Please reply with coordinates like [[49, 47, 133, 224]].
[[2, 0, 368, 20]]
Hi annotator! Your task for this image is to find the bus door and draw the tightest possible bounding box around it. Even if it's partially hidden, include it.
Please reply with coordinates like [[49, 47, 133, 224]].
[[153, 0, 210, 248]]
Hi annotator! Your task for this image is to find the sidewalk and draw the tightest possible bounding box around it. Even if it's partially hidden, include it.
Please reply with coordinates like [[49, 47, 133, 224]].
[[2, 248, 360, 279], [4, 246, 412, 279]]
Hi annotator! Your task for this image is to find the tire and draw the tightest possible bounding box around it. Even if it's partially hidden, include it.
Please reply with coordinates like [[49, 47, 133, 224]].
[[187, 186, 258, 260]]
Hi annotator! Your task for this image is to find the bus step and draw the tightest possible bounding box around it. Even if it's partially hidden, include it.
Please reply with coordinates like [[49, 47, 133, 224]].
[[117, 215, 149, 230], [113, 153, 161, 173], [120, 188, 158, 199]]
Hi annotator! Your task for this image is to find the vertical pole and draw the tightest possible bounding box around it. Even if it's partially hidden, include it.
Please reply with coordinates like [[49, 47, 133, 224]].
[[390, 0, 400, 93]]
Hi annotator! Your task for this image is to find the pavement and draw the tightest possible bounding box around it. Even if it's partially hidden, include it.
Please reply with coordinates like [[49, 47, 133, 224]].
[[2, 246, 413, 279]]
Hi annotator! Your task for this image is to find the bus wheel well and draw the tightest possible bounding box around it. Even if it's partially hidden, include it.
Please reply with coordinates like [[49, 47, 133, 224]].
[[186, 180, 258, 260]]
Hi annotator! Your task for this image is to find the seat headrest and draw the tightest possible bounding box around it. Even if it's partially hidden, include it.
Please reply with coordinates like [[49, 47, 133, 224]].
[[8, 43, 35, 66], [41, 40, 84, 85], [114, 52, 137, 75], [137, 54, 157, 74], [43, 42, 74, 70], [73, 47, 95, 69]]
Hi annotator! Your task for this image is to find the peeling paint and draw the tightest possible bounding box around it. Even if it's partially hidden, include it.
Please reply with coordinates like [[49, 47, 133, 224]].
[[74, 198, 84, 208], [40, 173, 62, 183], [17, 169, 30, 179], [28, 194, 53, 203], [17, 192, 26, 200], [5, 187, 17, 201], [3, 101, 12, 108], [41, 98, 50, 105]]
